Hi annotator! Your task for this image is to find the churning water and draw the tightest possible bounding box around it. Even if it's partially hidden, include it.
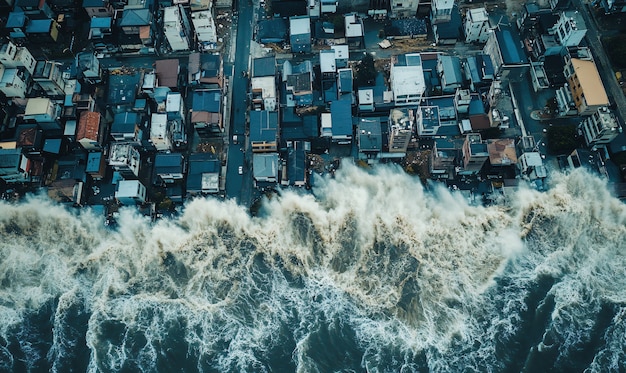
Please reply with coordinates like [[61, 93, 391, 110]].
[[1, 163, 625, 372]]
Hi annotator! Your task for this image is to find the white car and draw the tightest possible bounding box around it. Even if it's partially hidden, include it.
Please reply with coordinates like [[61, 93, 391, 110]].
[[238, 166, 243, 175]]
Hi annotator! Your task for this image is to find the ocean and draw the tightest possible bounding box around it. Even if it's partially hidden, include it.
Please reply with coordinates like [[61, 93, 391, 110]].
[[0, 163, 625, 372]]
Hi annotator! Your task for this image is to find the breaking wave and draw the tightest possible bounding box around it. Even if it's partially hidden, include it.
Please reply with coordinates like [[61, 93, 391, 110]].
[[0, 163, 625, 372]]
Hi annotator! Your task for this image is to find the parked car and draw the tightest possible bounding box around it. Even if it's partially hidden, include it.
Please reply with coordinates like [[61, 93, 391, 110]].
[[238, 166, 243, 175]]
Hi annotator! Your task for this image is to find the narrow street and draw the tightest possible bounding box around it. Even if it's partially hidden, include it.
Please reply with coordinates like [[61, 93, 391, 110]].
[[224, 0, 255, 205]]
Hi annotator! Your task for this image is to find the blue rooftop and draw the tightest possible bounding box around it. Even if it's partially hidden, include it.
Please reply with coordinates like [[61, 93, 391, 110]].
[[192, 90, 221, 113], [249, 110, 278, 142], [496, 27, 529, 65], [330, 100, 352, 137]]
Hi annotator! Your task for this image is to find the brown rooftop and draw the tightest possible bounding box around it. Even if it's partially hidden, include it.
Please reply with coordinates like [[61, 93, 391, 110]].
[[155, 59, 179, 88], [77, 111, 101, 141], [487, 138, 518, 166]]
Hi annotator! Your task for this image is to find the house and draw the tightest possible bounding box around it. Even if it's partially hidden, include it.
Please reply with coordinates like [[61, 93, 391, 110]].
[[285, 141, 307, 187], [290, 16, 311, 53], [0, 42, 36, 74], [163, 92, 187, 149], [106, 72, 141, 113], [558, 55, 609, 116], [258, 18, 288, 44], [251, 58, 277, 111], [4, 12, 29, 41], [324, 99, 352, 143], [89, 16, 113, 40], [33, 60, 66, 97], [191, 53, 222, 87], [0, 66, 28, 98], [24, 97, 61, 131], [25, 19, 59, 43], [344, 13, 364, 48], [433, 5, 462, 45], [357, 117, 382, 161], [191, 10, 217, 49], [253, 56, 276, 78], [250, 110, 279, 152], [0, 148, 30, 183], [337, 68, 353, 99], [14, 0, 54, 19], [118, 8, 152, 50], [153, 152, 185, 184], [111, 112, 143, 143], [164, 5, 191, 52], [77, 111, 103, 150], [150, 113, 171, 151], [487, 138, 517, 167], [191, 89, 222, 136], [463, 54, 494, 91], [416, 103, 459, 136], [431, 0, 454, 24], [461, 133, 489, 175], [390, 53, 426, 106], [388, 107, 415, 153], [391, 0, 418, 18], [83, 0, 113, 17], [115, 179, 147, 205], [550, 10, 586, 47], [283, 60, 314, 107], [437, 55, 463, 94], [186, 152, 220, 196], [579, 107, 621, 146], [76, 52, 102, 85], [358, 89, 375, 112], [518, 152, 547, 181], [86, 151, 107, 180], [253, 153, 279, 183], [464, 7, 490, 43], [483, 24, 530, 82], [108, 142, 140, 178], [430, 138, 457, 179], [155, 59, 180, 89]]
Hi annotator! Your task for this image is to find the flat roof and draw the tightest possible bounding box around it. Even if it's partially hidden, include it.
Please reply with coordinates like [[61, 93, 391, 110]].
[[290, 16, 310, 35], [487, 138, 518, 165], [570, 58, 609, 106]]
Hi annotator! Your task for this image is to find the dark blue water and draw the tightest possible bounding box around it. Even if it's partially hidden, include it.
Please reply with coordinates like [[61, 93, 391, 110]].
[[1, 166, 625, 372]]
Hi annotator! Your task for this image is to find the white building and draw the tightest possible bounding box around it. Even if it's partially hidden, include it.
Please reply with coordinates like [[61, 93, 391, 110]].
[[518, 152, 548, 181], [0, 41, 36, 74], [115, 180, 147, 205], [24, 97, 60, 122], [321, 0, 337, 13], [164, 5, 191, 51], [251, 76, 277, 111], [464, 7, 491, 43], [390, 53, 426, 106], [150, 113, 172, 151], [191, 10, 217, 47], [109, 143, 141, 178], [579, 107, 621, 146], [358, 89, 374, 112], [550, 10, 586, 47], [0, 66, 27, 98], [431, 0, 454, 24], [391, 0, 418, 18]]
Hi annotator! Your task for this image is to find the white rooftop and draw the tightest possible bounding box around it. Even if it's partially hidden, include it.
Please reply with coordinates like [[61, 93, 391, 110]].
[[116, 180, 143, 199], [290, 16, 310, 35], [358, 89, 374, 104], [391, 64, 426, 98], [320, 50, 336, 73], [468, 7, 488, 22], [345, 14, 363, 37], [331, 45, 349, 60]]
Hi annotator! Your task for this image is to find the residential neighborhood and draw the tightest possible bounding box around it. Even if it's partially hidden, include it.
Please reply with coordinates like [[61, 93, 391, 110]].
[[1, 0, 626, 220]]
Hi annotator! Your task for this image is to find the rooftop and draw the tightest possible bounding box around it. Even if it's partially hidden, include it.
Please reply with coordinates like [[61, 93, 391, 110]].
[[569, 58, 609, 106], [77, 111, 101, 141], [487, 138, 518, 165]]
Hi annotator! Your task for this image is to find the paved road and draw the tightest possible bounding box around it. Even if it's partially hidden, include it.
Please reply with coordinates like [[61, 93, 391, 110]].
[[224, 0, 254, 204]]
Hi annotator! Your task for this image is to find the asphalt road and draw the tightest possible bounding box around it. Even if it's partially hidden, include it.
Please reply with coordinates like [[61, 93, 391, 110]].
[[224, 0, 255, 204]]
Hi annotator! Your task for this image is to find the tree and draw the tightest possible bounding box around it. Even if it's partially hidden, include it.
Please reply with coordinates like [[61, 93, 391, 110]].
[[546, 124, 582, 155], [354, 53, 377, 88]]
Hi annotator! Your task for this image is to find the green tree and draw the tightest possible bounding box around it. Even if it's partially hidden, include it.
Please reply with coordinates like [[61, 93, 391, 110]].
[[355, 53, 377, 88], [546, 124, 582, 155]]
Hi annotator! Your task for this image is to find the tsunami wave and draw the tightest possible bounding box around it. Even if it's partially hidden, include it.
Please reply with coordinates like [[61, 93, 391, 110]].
[[0, 163, 625, 372]]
